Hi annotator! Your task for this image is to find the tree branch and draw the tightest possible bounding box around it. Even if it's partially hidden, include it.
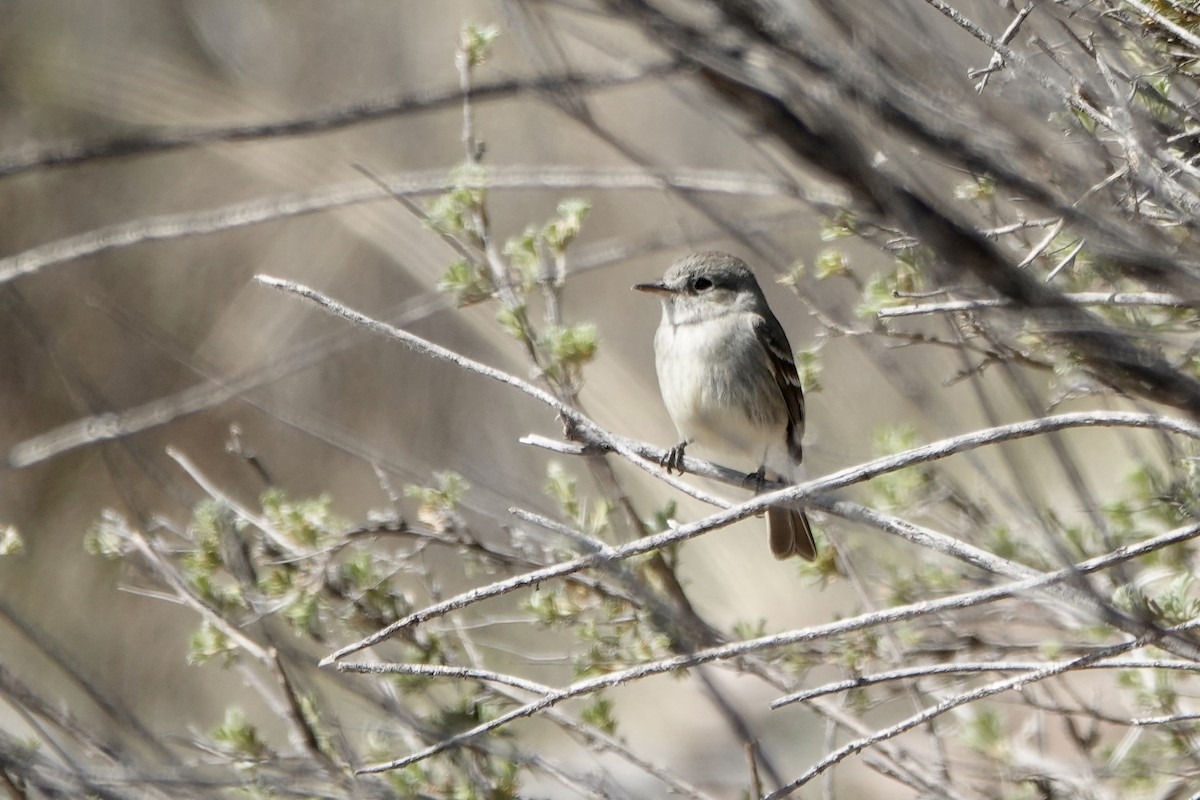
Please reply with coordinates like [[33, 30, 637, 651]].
[[0, 64, 679, 178], [878, 291, 1199, 318], [357, 519, 1200, 775]]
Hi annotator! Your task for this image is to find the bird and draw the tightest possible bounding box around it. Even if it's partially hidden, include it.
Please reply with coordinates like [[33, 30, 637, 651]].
[[633, 251, 816, 560]]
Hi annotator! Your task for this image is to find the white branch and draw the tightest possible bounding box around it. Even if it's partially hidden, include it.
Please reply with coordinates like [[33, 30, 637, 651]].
[[773, 658, 1200, 707], [766, 632, 1160, 797], [878, 292, 1197, 318], [337, 662, 554, 696], [1122, 0, 1200, 51], [0, 167, 810, 286], [354, 519, 1200, 774]]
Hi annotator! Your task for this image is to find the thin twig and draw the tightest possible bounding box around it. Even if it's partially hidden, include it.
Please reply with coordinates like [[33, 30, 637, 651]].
[[338, 662, 555, 696], [877, 291, 1198, 318], [126, 526, 274, 664], [765, 631, 1163, 798], [920, 0, 1114, 130], [972, 4, 1036, 93], [773, 658, 1200, 707], [1045, 238, 1086, 282], [166, 448, 292, 554], [1016, 217, 1065, 268], [1131, 712, 1200, 726], [271, 650, 342, 770], [253, 275, 576, 423], [1121, 0, 1200, 51]]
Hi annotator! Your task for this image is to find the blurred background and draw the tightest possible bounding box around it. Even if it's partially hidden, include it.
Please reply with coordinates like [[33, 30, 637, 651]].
[[3, 1, 1196, 798]]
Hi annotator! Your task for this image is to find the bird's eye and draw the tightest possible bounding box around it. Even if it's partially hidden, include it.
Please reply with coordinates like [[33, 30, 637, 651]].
[[691, 276, 713, 292]]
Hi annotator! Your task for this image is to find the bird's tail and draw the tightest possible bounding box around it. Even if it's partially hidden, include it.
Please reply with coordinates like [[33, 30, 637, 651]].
[[767, 506, 817, 561]]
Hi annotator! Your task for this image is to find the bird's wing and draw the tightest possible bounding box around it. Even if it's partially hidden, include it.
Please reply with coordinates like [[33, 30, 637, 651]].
[[754, 315, 805, 463]]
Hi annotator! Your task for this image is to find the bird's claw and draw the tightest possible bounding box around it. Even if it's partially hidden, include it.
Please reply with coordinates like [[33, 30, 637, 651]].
[[661, 442, 687, 474], [744, 466, 767, 493], [745, 466, 770, 519]]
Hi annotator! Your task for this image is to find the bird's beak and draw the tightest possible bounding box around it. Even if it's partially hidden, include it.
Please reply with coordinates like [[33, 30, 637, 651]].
[[632, 280, 673, 295]]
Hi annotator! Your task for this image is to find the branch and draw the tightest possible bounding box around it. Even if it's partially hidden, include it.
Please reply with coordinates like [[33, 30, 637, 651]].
[[766, 630, 1161, 798], [877, 291, 1199, 318], [971, 3, 1035, 93], [339, 662, 554, 696], [253, 276, 576, 421], [919, 0, 1112, 129], [125, 525, 274, 664], [772, 658, 1200, 707], [253, 275, 1200, 663], [0, 166, 803, 287], [0, 64, 679, 178], [1121, 0, 1200, 52], [356, 520, 1200, 775], [1131, 712, 1200, 726]]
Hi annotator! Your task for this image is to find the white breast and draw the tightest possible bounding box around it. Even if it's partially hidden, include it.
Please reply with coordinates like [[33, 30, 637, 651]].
[[653, 312, 792, 476]]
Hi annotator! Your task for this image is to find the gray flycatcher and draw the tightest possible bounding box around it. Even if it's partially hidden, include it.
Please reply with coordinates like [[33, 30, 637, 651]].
[[634, 251, 817, 560]]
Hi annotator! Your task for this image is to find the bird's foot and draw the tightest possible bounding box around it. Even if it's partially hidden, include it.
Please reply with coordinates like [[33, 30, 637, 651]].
[[661, 441, 688, 474], [744, 466, 768, 493], [745, 466, 769, 518]]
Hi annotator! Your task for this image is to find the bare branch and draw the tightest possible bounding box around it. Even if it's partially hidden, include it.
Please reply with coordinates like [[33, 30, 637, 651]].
[[773, 658, 1200, 707], [338, 661, 555, 696], [1131, 712, 1200, 726], [125, 524, 274, 664], [919, 0, 1112, 129], [878, 291, 1199, 318], [972, 3, 1035, 93], [0, 64, 679, 179], [0, 166, 807, 287], [1015, 217, 1065, 269], [766, 631, 1161, 798], [357, 520, 1200, 775], [1121, 0, 1200, 51]]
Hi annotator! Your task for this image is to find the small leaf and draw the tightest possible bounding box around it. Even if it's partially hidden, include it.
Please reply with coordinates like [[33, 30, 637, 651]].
[[503, 226, 541, 283], [496, 304, 534, 345], [819, 210, 858, 241], [188, 621, 235, 666], [459, 23, 500, 69], [580, 693, 618, 735], [211, 707, 270, 760], [544, 463, 579, 519], [794, 347, 823, 393], [405, 472, 469, 533], [260, 490, 337, 548], [814, 248, 850, 280], [541, 323, 599, 369], [543, 199, 591, 253], [84, 510, 134, 559], [437, 258, 493, 306], [777, 260, 806, 286], [953, 174, 996, 201]]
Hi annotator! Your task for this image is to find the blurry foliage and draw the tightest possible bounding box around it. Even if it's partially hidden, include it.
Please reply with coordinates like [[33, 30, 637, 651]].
[[544, 461, 612, 541], [0, 525, 23, 557], [210, 707, 271, 762], [438, 257, 494, 306], [405, 470, 469, 533], [868, 425, 935, 511]]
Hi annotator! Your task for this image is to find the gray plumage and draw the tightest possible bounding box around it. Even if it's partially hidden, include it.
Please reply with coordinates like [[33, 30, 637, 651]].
[[634, 251, 816, 560]]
